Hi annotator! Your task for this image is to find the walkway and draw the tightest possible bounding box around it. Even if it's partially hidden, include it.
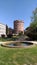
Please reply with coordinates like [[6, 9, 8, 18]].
[[0, 41, 37, 45]]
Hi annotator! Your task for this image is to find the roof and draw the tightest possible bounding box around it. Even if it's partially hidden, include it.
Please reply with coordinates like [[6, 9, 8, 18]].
[[0, 23, 6, 26], [14, 20, 24, 23]]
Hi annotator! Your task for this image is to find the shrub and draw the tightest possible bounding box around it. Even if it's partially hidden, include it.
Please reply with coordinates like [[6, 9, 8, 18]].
[[1, 34, 5, 38], [7, 34, 12, 38]]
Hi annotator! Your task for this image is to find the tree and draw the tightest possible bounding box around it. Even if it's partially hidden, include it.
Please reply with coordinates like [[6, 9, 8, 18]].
[[6, 25, 9, 35], [30, 8, 37, 28], [30, 8, 37, 33], [26, 8, 37, 40]]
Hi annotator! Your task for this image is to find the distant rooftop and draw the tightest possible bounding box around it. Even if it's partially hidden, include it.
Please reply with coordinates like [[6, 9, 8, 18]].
[[0, 23, 6, 26]]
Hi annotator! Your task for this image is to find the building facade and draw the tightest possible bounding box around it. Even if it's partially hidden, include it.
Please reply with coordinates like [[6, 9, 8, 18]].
[[14, 20, 24, 34], [0, 23, 6, 37]]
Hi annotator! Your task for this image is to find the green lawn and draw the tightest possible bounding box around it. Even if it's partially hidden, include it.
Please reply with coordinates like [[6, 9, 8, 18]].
[[0, 45, 37, 65]]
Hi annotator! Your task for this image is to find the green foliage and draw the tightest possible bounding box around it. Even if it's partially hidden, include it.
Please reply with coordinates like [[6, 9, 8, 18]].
[[30, 8, 37, 28], [6, 24, 9, 35], [7, 34, 12, 38], [31, 8, 37, 22], [26, 8, 37, 40], [19, 32, 23, 36]]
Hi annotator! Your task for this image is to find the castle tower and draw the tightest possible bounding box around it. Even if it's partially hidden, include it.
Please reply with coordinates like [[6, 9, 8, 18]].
[[14, 20, 24, 34]]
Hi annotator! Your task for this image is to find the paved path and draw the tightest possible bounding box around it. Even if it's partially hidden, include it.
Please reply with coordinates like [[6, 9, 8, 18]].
[[0, 41, 37, 45]]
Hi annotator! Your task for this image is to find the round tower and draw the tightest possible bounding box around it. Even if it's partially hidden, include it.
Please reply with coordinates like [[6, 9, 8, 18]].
[[14, 20, 24, 34]]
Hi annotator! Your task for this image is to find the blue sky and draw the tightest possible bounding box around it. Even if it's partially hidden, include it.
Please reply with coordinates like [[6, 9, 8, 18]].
[[0, 0, 37, 29]]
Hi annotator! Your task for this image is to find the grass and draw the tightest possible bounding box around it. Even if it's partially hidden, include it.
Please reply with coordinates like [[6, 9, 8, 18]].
[[0, 45, 37, 65]]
